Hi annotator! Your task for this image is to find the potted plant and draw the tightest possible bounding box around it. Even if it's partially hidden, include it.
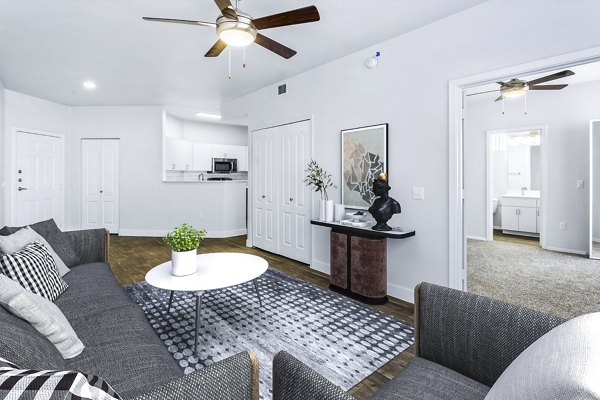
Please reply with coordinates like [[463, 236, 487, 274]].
[[163, 223, 207, 276], [305, 159, 337, 221]]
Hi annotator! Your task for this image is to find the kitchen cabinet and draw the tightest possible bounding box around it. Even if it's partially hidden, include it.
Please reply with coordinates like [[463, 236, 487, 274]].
[[164, 137, 192, 170], [501, 196, 539, 235], [235, 145, 249, 171], [193, 143, 212, 171], [212, 144, 237, 159]]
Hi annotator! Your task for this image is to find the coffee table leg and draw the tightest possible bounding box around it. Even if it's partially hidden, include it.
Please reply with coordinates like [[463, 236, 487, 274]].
[[167, 291, 174, 312], [194, 291, 205, 357], [253, 279, 262, 308]]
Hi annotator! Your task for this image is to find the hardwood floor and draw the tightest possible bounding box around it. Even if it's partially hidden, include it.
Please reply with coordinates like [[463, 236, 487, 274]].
[[493, 229, 540, 247], [109, 235, 415, 399]]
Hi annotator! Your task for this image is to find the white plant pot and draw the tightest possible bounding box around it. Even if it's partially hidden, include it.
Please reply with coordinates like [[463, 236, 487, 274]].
[[325, 200, 335, 222], [171, 249, 197, 276], [319, 199, 327, 221]]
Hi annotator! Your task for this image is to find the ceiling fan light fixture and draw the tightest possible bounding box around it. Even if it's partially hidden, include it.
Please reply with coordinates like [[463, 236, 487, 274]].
[[219, 28, 255, 46]]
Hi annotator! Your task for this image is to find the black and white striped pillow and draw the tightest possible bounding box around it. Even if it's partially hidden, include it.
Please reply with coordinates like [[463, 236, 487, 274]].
[[0, 357, 122, 400], [0, 241, 68, 301]]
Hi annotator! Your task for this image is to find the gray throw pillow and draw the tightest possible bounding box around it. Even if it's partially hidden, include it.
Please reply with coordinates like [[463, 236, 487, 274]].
[[0, 275, 84, 359], [485, 312, 600, 400], [0, 227, 70, 277], [3, 219, 62, 237]]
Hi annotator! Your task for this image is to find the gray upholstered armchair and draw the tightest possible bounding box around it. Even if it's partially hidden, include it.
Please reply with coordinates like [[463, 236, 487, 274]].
[[273, 282, 566, 400]]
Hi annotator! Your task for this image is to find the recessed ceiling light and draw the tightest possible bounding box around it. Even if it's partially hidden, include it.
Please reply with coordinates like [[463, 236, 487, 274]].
[[195, 112, 222, 120], [83, 81, 97, 90]]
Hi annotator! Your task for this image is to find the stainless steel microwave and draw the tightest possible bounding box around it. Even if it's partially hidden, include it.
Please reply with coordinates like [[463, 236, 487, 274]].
[[212, 158, 237, 173]]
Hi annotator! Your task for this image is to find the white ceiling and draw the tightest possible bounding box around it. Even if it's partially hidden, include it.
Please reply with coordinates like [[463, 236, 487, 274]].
[[0, 0, 488, 119]]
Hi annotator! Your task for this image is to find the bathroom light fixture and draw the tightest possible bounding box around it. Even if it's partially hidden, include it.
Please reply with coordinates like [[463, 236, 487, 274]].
[[195, 112, 222, 120], [82, 81, 97, 90]]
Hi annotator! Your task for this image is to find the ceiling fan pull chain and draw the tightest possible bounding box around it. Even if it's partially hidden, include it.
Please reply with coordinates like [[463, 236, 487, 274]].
[[524, 92, 528, 115], [228, 47, 232, 79], [502, 97, 505, 115], [243, 47, 246, 68]]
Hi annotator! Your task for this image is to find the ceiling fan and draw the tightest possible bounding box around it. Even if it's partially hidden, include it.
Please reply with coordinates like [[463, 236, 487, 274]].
[[467, 70, 575, 101], [143, 0, 320, 59]]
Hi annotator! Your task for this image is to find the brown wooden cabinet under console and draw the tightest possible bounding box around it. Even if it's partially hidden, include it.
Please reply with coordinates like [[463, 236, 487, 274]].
[[312, 220, 415, 304]]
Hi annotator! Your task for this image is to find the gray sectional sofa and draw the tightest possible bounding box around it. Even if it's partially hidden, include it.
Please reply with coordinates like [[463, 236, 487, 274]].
[[273, 282, 567, 400], [0, 223, 259, 400]]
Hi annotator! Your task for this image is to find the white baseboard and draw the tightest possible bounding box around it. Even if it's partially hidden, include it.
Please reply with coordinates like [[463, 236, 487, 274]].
[[545, 246, 587, 256], [387, 282, 413, 304], [493, 225, 502, 230], [466, 235, 487, 241], [119, 229, 247, 238], [310, 259, 330, 274]]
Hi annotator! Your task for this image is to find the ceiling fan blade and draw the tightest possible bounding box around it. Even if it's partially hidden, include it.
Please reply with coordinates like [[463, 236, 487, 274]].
[[205, 39, 227, 57], [466, 89, 500, 96], [494, 95, 504, 102], [142, 17, 215, 27], [526, 70, 574, 86], [252, 5, 320, 30], [254, 33, 297, 59], [214, 0, 237, 19], [528, 84, 568, 90]]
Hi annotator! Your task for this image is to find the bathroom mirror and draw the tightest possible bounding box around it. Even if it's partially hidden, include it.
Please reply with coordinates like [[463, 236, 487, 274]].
[[589, 120, 600, 259]]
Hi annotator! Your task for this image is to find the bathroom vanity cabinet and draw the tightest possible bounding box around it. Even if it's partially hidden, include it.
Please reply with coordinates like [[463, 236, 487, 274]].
[[501, 195, 540, 235]]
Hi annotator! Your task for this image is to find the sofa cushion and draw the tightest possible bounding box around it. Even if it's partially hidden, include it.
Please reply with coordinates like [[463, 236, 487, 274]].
[[2, 219, 81, 267], [485, 312, 600, 400], [0, 356, 122, 400], [0, 226, 70, 277], [55, 263, 141, 320], [370, 357, 490, 400], [0, 242, 68, 301], [66, 305, 181, 399], [0, 303, 66, 370], [0, 275, 84, 359]]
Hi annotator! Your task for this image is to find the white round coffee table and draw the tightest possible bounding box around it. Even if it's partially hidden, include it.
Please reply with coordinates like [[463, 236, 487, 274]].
[[145, 252, 268, 355]]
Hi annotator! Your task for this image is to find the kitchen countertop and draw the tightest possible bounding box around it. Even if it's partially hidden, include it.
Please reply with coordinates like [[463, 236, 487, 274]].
[[162, 179, 248, 183]]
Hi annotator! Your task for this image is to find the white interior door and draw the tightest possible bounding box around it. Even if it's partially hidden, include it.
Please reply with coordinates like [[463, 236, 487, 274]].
[[14, 131, 64, 227], [82, 139, 120, 233], [252, 128, 278, 253], [279, 121, 311, 263]]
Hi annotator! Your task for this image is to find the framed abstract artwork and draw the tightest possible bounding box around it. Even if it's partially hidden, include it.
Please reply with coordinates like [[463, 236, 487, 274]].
[[341, 124, 388, 209]]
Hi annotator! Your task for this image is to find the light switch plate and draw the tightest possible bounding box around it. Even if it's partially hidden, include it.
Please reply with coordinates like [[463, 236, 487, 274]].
[[412, 187, 425, 200], [577, 180, 585, 189]]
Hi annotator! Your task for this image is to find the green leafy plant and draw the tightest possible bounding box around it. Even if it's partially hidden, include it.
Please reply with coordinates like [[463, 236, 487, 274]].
[[163, 223, 207, 252], [305, 159, 337, 200]]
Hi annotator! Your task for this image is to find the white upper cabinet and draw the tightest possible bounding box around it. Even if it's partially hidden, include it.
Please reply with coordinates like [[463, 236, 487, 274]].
[[212, 144, 238, 159], [164, 137, 193, 170], [193, 143, 212, 171]]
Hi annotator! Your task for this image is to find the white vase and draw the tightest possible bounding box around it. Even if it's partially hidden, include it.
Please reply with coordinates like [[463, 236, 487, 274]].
[[325, 200, 335, 222], [171, 249, 197, 276], [319, 199, 327, 221], [334, 204, 345, 221]]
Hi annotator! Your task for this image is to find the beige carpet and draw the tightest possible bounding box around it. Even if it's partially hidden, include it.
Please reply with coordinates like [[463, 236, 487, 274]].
[[468, 239, 600, 319]]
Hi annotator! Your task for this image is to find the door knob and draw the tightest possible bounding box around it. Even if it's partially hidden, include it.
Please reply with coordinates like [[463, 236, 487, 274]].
[[290, 198, 294, 202], [100, 190, 103, 194], [262, 195, 266, 198], [18, 187, 28, 191]]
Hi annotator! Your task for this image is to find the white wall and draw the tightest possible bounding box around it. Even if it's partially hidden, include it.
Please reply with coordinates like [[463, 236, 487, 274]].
[[0, 80, 5, 227], [2, 90, 71, 228], [465, 80, 600, 253], [68, 106, 247, 237], [164, 113, 184, 139], [182, 120, 247, 145], [224, 0, 600, 302]]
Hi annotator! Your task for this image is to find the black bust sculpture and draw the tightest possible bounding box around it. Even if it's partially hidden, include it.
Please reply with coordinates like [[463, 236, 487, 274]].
[[368, 173, 401, 231]]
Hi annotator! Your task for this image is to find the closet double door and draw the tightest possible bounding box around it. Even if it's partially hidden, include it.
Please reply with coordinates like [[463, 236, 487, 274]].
[[252, 120, 311, 263]]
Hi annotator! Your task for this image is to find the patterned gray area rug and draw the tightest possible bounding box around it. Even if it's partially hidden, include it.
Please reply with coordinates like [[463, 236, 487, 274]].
[[125, 268, 413, 399]]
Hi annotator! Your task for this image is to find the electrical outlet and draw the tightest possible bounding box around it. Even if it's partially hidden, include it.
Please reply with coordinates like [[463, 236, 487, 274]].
[[560, 222, 567, 230], [412, 187, 425, 200], [577, 180, 585, 189]]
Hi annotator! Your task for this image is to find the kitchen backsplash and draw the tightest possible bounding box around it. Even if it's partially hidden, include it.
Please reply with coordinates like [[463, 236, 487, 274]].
[[165, 171, 248, 181]]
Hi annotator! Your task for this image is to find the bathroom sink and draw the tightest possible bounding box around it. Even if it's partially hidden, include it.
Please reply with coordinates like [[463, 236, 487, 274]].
[[501, 190, 540, 199]]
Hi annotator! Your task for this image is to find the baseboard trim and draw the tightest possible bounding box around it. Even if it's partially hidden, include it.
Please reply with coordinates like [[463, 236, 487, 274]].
[[310, 259, 330, 274], [466, 235, 487, 241], [545, 246, 587, 256], [387, 282, 413, 304], [119, 229, 247, 239]]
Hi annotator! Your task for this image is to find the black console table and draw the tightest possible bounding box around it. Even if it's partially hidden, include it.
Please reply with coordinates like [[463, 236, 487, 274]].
[[311, 220, 415, 304]]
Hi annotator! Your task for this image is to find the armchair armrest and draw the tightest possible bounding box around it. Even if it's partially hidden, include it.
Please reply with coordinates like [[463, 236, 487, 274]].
[[62, 228, 109, 264], [273, 351, 355, 400], [131, 352, 259, 400], [415, 282, 566, 387]]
